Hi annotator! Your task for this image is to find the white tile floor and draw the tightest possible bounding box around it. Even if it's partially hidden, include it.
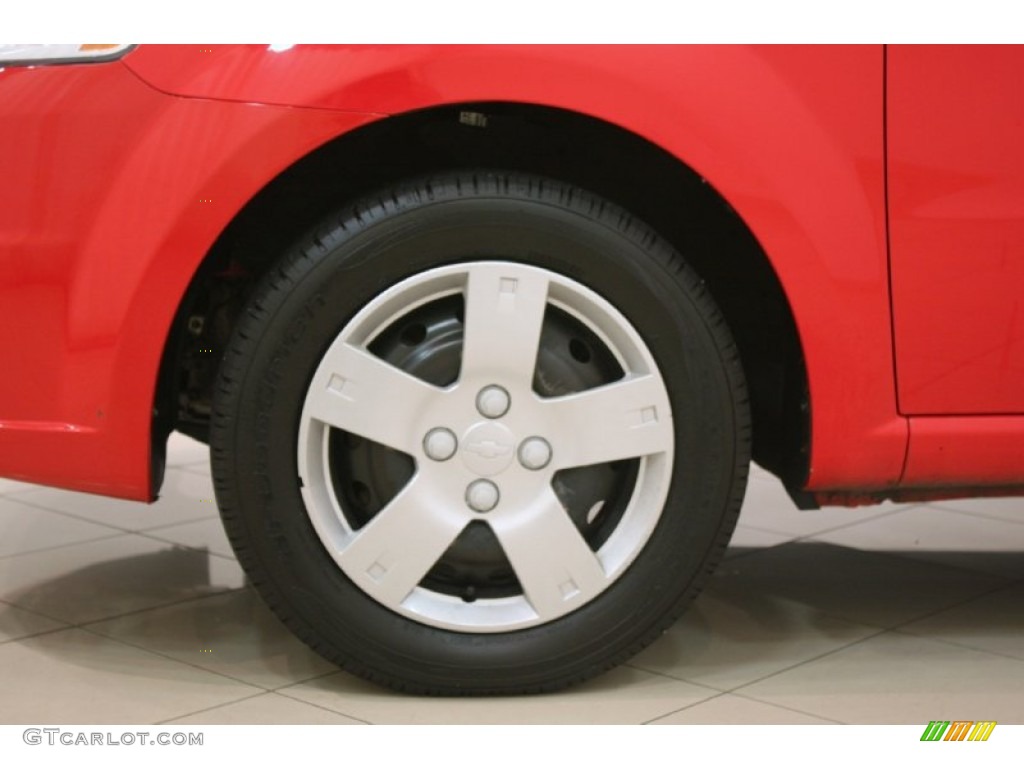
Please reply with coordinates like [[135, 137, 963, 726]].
[[0, 432, 1021, 724]]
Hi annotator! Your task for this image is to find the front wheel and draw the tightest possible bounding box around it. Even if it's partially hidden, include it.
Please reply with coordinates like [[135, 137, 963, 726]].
[[211, 172, 750, 694]]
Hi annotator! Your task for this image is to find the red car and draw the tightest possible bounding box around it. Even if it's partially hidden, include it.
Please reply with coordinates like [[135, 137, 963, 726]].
[[1, 44, 1021, 694]]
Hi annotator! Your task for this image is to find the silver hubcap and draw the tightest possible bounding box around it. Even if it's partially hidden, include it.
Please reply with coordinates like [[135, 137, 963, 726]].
[[296, 262, 673, 632]]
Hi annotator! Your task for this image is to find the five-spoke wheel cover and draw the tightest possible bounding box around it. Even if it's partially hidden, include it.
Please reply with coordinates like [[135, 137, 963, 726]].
[[296, 262, 674, 632]]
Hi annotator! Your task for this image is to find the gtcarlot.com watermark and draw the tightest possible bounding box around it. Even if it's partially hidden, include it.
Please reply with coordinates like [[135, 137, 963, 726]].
[[23, 728, 203, 747]]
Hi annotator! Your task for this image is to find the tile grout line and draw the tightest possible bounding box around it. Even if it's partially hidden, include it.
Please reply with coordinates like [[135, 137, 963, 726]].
[[0, 623, 75, 646], [151, 691, 272, 725], [886, 623, 1024, 665], [884, 577, 1023, 631], [620, 662, 729, 694], [717, 626, 892, 712], [135, 515, 225, 534], [4, 585, 250, 632], [631, 624, 891, 710], [725, 503, 923, 558], [0, 595, 73, 623], [783, 503, 924, 543], [0, 495, 236, 560], [731, 521, 802, 537], [786, 501, 1024, 580], [268, 667, 347, 693], [880, 577, 1024, 664], [802, 539, 1021, 583], [72, 587, 252, 631], [727, 690, 845, 724], [640, 687, 845, 725], [134, 531, 238, 561], [272, 686, 373, 724], [0, 494, 148, 534], [928, 504, 1024, 528], [0, 492, 219, 540], [639, 689, 732, 725], [0, 530, 128, 562]]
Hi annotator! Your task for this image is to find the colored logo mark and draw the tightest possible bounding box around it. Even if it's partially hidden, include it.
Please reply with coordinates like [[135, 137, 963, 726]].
[[920, 721, 996, 742]]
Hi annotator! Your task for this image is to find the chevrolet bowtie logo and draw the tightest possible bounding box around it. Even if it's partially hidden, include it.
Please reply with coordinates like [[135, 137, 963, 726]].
[[464, 439, 512, 459]]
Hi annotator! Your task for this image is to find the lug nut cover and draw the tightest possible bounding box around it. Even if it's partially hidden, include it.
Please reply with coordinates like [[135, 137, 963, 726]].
[[466, 479, 500, 512], [423, 427, 457, 461], [476, 385, 511, 419], [518, 437, 553, 470]]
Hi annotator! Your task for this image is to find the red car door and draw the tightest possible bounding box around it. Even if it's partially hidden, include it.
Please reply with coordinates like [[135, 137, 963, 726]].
[[888, 45, 1024, 417]]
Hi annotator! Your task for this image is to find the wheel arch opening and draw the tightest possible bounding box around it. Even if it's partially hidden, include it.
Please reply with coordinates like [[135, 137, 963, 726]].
[[153, 101, 810, 494]]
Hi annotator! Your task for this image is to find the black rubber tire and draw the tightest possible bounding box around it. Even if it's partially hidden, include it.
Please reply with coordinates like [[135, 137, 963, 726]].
[[210, 172, 750, 695]]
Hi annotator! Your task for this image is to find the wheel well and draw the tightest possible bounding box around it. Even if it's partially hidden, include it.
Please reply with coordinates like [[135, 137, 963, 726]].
[[154, 102, 809, 490]]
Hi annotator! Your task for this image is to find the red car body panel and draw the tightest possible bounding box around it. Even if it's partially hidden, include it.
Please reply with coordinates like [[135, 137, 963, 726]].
[[0, 60, 375, 498], [0, 44, 1020, 503]]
